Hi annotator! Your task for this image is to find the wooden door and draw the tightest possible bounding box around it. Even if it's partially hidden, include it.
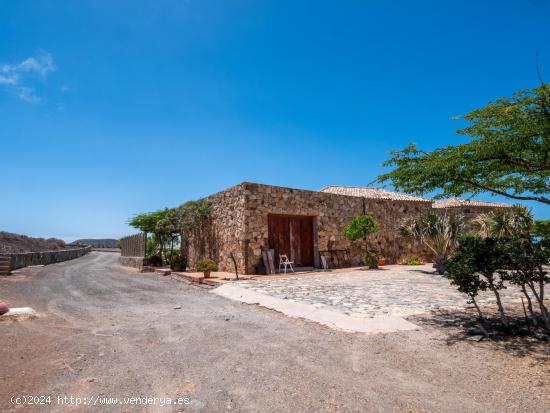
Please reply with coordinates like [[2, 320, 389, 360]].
[[268, 215, 314, 266]]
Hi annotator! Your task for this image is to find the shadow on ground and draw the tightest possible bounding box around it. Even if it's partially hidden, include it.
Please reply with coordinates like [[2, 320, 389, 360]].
[[410, 306, 550, 361]]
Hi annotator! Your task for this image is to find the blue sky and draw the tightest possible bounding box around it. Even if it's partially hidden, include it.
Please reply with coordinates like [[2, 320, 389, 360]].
[[0, 0, 549, 241]]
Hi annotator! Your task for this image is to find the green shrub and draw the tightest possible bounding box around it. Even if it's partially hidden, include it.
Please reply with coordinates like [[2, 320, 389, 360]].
[[363, 251, 379, 269], [343, 214, 380, 241], [195, 259, 218, 273], [170, 254, 187, 272], [402, 256, 424, 265], [147, 254, 163, 267], [164, 249, 179, 261]]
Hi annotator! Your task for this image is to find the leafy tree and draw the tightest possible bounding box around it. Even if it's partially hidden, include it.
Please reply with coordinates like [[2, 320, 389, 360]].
[[342, 214, 380, 268], [532, 219, 550, 239], [128, 208, 172, 259], [376, 84, 550, 204], [447, 236, 510, 326], [500, 237, 550, 330], [400, 211, 464, 274], [342, 214, 380, 241]]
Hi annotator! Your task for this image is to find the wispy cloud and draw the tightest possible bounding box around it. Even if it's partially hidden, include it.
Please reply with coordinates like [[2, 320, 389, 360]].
[[17, 87, 41, 103], [0, 52, 56, 103]]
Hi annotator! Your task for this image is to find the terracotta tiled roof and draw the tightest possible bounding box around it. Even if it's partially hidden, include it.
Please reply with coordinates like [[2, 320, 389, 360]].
[[320, 185, 432, 203], [432, 198, 510, 209]]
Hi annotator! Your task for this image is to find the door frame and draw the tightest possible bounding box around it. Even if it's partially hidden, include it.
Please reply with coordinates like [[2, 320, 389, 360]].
[[267, 213, 319, 267]]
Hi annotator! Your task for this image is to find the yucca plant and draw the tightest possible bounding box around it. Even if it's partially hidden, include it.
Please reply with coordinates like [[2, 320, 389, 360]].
[[401, 211, 465, 274], [473, 206, 533, 239]]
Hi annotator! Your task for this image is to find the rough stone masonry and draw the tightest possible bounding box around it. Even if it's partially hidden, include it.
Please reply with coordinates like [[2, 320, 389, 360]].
[[187, 182, 510, 275]]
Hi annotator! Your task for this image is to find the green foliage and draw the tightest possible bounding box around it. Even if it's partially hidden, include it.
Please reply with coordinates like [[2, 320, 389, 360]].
[[195, 259, 218, 273], [147, 254, 163, 267], [177, 200, 213, 234], [128, 209, 170, 233], [376, 84, 550, 205], [169, 254, 187, 272], [363, 251, 379, 269], [402, 256, 424, 265], [473, 206, 533, 239], [342, 214, 380, 241], [400, 211, 464, 274], [532, 219, 550, 240], [447, 236, 509, 323]]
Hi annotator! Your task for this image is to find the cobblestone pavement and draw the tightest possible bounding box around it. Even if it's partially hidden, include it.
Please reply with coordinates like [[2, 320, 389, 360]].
[[239, 265, 525, 318]]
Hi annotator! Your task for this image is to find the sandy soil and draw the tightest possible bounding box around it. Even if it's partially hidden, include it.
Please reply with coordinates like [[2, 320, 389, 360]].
[[0, 252, 548, 412]]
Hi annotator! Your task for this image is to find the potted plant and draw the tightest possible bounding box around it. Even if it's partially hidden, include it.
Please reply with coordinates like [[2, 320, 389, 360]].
[[170, 254, 187, 272], [364, 251, 379, 269], [195, 259, 218, 278]]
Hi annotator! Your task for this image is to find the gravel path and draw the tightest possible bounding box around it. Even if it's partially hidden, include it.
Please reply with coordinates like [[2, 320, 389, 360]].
[[0, 253, 548, 413]]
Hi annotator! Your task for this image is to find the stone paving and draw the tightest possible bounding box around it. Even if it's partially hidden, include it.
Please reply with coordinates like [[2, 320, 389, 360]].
[[238, 264, 525, 318]]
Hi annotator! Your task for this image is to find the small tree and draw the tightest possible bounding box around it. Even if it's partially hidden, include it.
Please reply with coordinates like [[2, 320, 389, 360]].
[[128, 208, 171, 258], [447, 236, 510, 326], [501, 237, 550, 330], [342, 214, 380, 268], [400, 211, 464, 274]]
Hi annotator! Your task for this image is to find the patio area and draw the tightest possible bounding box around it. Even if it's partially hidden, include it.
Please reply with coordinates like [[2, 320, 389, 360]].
[[235, 264, 526, 319]]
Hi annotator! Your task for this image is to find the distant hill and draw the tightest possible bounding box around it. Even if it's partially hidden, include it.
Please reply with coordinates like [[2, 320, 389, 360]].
[[0, 231, 67, 253], [73, 239, 118, 248]]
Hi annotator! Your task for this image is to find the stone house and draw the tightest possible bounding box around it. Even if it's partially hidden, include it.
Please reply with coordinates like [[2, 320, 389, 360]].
[[187, 182, 511, 275]]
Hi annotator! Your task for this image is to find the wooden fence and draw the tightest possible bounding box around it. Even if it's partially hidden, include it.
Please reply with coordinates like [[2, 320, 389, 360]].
[[120, 233, 147, 257]]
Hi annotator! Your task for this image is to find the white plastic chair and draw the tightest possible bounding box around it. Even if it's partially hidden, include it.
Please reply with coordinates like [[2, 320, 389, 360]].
[[279, 254, 294, 273]]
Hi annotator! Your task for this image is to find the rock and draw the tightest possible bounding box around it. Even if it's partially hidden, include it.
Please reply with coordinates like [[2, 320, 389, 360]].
[[0, 302, 9, 315], [534, 332, 549, 341], [173, 306, 182, 310], [466, 335, 484, 342]]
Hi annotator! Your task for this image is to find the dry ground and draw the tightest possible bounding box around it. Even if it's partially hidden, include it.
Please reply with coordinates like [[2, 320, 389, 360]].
[[0, 252, 549, 413]]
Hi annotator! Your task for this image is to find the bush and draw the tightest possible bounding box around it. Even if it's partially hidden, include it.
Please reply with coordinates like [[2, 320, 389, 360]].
[[195, 259, 218, 273], [343, 214, 380, 241], [447, 236, 510, 325], [170, 254, 187, 272], [164, 249, 179, 261], [363, 251, 379, 269], [402, 256, 424, 265], [147, 254, 163, 267]]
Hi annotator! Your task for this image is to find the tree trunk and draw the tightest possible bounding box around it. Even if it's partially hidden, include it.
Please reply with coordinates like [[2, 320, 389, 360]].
[[521, 284, 536, 322], [470, 295, 484, 321], [528, 282, 550, 330], [490, 286, 508, 327]]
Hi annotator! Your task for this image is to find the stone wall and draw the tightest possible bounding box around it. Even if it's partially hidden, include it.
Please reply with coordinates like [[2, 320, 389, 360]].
[[118, 256, 147, 271], [242, 183, 432, 274], [187, 184, 247, 273], [187, 182, 510, 275], [189, 182, 434, 274], [1, 246, 92, 271]]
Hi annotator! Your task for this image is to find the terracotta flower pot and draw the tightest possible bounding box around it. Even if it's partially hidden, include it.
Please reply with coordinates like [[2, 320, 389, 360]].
[[203, 271, 211, 278]]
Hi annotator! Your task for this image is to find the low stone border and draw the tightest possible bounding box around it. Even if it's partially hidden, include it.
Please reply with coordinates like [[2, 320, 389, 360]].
[[1, 246, 91, 273]]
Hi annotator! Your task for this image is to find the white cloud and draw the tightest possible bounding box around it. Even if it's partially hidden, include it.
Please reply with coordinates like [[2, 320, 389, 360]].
[[17, 87, 41, 103], [0, 52, 56, 103]]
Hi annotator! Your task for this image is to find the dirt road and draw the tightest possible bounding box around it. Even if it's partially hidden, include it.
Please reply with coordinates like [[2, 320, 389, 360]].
[[1, 252, 548, 412]]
